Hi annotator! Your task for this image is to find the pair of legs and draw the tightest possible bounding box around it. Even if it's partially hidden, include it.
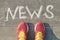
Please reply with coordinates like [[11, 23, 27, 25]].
[[17, 22, 45, 40]]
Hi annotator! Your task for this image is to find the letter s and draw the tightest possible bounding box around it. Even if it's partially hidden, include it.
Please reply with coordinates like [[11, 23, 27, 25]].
[[43, 5, 54, 19]]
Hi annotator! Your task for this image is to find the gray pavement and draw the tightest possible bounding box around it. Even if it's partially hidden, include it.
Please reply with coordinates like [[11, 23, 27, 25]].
[[0, 0, 60, 40]]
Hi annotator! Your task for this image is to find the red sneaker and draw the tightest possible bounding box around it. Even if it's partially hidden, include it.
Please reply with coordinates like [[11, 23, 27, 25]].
[[34, 22, 45, 40], [17, 22, 28, 40]]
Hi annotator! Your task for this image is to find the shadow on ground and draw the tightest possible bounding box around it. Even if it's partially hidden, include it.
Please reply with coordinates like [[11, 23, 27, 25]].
[[26, 23, 59, 40], [27, 23, 35, 40], [44, 23, 59, 40]]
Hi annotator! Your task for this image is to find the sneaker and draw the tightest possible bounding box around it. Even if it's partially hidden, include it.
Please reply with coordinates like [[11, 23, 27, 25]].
[[17, 22, 28, 40], [34, 22, 45, 40]]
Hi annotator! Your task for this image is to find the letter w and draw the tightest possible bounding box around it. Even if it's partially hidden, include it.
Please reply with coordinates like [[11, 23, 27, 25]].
[[26, 5, 43, 19]]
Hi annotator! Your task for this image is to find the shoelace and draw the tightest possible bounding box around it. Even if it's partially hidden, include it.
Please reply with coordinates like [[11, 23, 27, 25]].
[[18, 31, 26, 40], [35, 32, 43, 40]]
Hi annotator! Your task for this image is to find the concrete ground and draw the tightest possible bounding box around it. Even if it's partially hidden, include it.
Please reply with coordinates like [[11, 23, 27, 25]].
[[0, 0, 60, 40]]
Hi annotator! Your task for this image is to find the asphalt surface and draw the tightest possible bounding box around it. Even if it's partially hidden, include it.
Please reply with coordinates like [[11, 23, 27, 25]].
[[0, 0, 60, 40]]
